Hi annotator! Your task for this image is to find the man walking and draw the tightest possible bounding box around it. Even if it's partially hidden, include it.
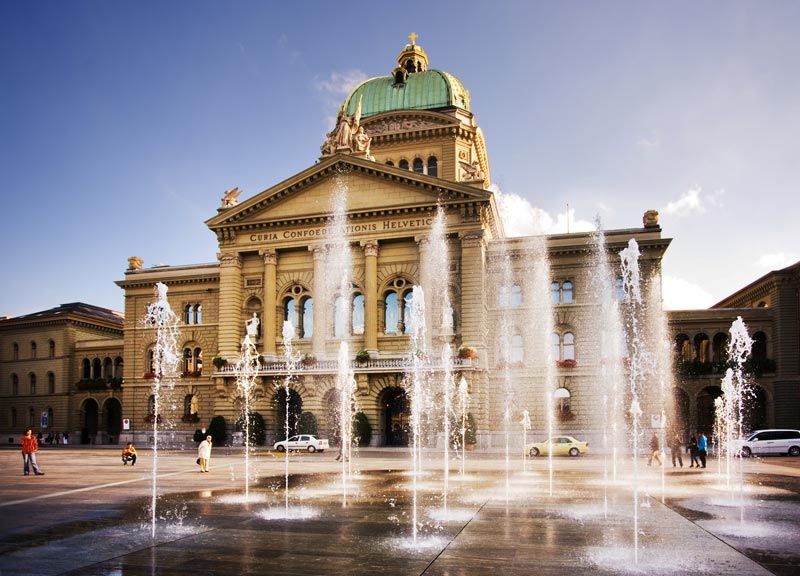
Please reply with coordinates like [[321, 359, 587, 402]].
[[697, 431, 708, 468]]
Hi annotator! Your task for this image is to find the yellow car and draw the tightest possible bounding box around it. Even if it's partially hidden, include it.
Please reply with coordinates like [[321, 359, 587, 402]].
[[525, 435, 589, 457]]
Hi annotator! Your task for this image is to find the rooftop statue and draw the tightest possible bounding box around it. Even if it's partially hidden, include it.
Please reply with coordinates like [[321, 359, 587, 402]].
[[222, 187, 240, 208]]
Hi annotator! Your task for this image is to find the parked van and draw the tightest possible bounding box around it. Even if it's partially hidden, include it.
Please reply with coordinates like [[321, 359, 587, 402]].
[[739, 429, 800, 457]]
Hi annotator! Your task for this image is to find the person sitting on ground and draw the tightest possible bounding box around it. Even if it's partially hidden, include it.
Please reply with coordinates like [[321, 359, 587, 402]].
[[121, 442, 137, 465]]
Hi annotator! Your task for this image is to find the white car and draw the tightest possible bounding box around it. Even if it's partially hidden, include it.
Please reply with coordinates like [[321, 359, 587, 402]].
[[273, 434, 330, 453], [734, 429, 800, 457]]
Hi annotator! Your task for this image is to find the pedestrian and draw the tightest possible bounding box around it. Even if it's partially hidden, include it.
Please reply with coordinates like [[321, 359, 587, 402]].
[[647, 431, 663, 466], [698, 431, 708, 468], [63, 431, 69, 445], [21, 428, 45, 476], [197, 435, 212, 473], [121, 442, 137, 465], [669, 433, 683, 467], [688, 434, 700, 467]]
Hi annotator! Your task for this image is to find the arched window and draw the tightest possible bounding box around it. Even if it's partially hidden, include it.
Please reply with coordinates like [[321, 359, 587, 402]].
[[333, 295, 346, 338], [48, 372, 55, 395], [562, 281, 573, 304], [675, 334, 691, 362], [82, 358, 91, 379], [555, 388, 571, 414], [10, 407, 17, 428], [413, 158, 424, 173], [30, 341, 37, 359], [184, 394, 198, 417], [712, 333, 728, 364], [352, 294, 365, 335], [147, 349, 156, 374], [383, 278, 414, 335], [283, 285, 313, 339], [511, 334, 524, 364], [550, 281, 560, 305], [47, 407, 54, 429], [427, 156, 438, 177], [12, 342, 19, 360], [511, 284, 522, 307], [499, 284, 522, 308], [385, 160, 395, 167], [615, 277, 626, 300], [384, 292, 399, 334], [184, 303, 203, 324], [103, 357, 113, 379], [752, 332, 767, 360], [11, 374, 19, 396], [183, 347, 203, 375], [302, 297, 314, 339], [551, 280, 574, 304], [550, 333, 561, 361], [49, 340, 55, 358], [552, 332, 576, 362], [563, 332, 575, 360], [399, 159, 409, 170], [403, 289, 415, 335], [29, 373, 36, 395], [694, 333, 710, 363], [148, 395, 156, 416], [114, 356, 124, 378]]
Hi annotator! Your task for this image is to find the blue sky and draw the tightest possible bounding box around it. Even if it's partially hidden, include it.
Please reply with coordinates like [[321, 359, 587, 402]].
[[2, 1, 798, 317]]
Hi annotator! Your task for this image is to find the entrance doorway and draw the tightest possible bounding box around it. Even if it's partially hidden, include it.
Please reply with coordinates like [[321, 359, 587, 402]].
[[105, 398, 122, 444], [381, 387, 410, 446]]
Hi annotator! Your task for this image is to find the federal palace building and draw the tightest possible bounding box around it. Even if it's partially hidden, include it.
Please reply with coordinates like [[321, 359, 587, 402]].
[[2, 39, 798, 448]]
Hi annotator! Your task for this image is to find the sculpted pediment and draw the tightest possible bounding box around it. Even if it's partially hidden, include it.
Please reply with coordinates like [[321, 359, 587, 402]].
[[206, 155, 493, 234]]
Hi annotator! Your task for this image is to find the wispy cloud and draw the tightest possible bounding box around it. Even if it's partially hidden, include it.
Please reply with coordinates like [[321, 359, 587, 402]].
[[660, 186, 724, 217], [758, 251, 798, 270], [662, 274, 715, 310], [492, 185, 595, 236], [313, 70, 368, 96]]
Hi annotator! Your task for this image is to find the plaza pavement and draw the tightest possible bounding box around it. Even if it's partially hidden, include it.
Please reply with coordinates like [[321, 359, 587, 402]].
[[1, 445, 799, 575]]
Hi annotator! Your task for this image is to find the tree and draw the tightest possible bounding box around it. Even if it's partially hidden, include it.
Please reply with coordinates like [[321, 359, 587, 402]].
[[298, 411, 318, 435], [353, 412, 372, 447], [207, 415, 227, 446], [237, 411, 267, 446]]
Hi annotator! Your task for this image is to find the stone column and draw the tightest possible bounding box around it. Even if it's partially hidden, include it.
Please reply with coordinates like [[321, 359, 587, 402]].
[[362, 240, 379, 355], [261, 249, 278, 358], [416, 236, 432, 350], [458, 230, 486, 348], [217, 251, 243, 359], [311, 245, 326, 357]]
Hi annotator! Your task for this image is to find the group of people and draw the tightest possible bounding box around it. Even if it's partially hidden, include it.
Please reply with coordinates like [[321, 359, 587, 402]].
[[38, 431, 69, 445], [648, 431, 708, 468]]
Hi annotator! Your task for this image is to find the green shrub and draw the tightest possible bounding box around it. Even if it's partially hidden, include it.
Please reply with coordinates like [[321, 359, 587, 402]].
[[353, 412, 372, 447], [355, 350, 370, 363], [207, 415, 227, 446], [298, 411, 318, 435]]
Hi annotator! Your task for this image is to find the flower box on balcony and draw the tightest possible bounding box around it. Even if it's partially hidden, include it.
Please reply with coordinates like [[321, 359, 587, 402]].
[[556, 359, 577, 368]]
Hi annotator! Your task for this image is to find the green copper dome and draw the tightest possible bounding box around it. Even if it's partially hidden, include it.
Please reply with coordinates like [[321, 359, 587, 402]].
[[341, 70, 470, 120]]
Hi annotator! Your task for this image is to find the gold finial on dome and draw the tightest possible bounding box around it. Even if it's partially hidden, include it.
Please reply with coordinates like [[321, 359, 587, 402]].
[[394, 33, 428, 85]]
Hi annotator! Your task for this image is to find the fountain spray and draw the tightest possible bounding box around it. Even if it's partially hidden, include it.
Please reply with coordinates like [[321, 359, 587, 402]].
[[142, 282, 181, 538]]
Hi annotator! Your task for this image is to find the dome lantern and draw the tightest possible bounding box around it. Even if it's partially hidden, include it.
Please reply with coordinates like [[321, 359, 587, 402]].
[[393, 32, 429, 86]]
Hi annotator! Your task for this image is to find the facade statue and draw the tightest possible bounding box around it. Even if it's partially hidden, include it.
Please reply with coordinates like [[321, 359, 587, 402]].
[[459, 160, 484, 181], [353, 126, 371, 155], [127, 256, 143, 270], [643, 209, 659, 228], [245, 313, 260, 338], [222, 187, 240, 207]]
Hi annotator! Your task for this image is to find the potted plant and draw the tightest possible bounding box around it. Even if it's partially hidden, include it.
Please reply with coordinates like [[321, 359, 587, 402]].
[[458, 346, 477, 359], [556, 359, 577, 368], [301, 353, 316, 366], [355, 350, 370, 364], [212, 356, 228, 369]]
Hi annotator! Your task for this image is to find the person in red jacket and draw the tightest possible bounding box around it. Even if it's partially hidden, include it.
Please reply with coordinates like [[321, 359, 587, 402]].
[[21, 428, 45, 476]]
